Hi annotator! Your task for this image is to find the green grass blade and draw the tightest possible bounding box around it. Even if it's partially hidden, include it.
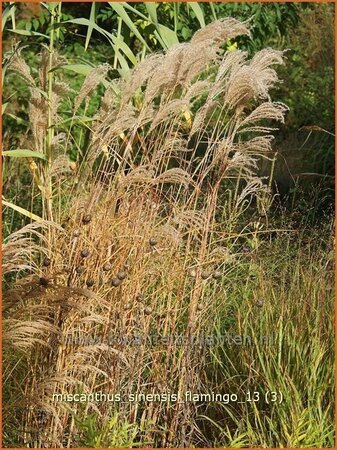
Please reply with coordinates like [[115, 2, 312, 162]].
[[209, 2, 218, 21], [2, 102, 8, 115], [2, 4, 16, 32], [119, 2, 148, 21], [2, 199, 43, 222], [108, 2, 150, 51], [145, 3, 158, 24], [156, 24, 179, 48], [63, 19, 137, 66], [187, 3, 206, 28], [57, 63, 93, 76], [2, 149, 47, 161], [85, 2, 96, 51], [8, 29, 49, 39]]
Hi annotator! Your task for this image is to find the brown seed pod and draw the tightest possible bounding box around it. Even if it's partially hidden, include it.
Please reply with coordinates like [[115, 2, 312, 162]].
[[123, 303, 132, 311], [117, 271, 126, 280], [103, 263, 111, 272], [76, 266, 85, 275], [80, 248, 90, 258], [73, 229, 80, 238], [201, 270, 210, 280], [86, 279, 94, 287], [136, 293, 144, 302], [149, 237, 157, 246], [144, 306, 152, 316], [197, 303, 203, 311], [82, 214, 91, 225], [43, 257, 51, 267], [213, 270, 222, 280], [112, 278, 122, 287], [255, 299, 263, 308], [39, 277, 49, 287]]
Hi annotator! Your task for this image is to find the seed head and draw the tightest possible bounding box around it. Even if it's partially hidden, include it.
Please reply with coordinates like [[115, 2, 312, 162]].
[[201, 270, 210, 280], [39, 277, 49, 287], [81, 248, 90, 258], [112, 278, 122, 287], [197, 303, 203, 311], [213, 270, 222, 280], [73, 229, 80, 237], [82, 214, 91, 225], [86, 279, 94, 287], [43, 257, 51, 267], [103, 263, 111, 272], [255, 299, 263, 308], [144, 306, 152, 315], [149, 237, 157, 246], [76, 266, 85, 274], [190, 269, 197, 278], [117, 271, 126, 280], [123, 303, 132, 311], [136, 293, 144, 302]]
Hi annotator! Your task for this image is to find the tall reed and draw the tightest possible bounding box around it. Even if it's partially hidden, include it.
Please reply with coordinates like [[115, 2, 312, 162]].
[[2, 18, 300, 448]]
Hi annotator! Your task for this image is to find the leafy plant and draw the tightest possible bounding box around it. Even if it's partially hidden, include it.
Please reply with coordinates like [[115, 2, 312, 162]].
[[74, 412, 148, 448], [2, 5, 334, 449]]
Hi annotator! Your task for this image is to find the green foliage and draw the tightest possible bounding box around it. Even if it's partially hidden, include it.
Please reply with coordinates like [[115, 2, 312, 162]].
[[272, 3, 335, 181], [202, 222, 334, 448], [95, 2, 301, 55], [2, 7, 334, 447], [277, 3, 334, 132], [73, 412, 148, 448]]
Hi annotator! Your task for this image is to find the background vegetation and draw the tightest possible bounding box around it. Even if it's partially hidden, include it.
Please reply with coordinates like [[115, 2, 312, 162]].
[[2, 2, 334, 448]]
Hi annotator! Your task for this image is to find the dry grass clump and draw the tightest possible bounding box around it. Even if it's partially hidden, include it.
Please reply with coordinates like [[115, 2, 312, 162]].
[[3, 18, 289, 448]]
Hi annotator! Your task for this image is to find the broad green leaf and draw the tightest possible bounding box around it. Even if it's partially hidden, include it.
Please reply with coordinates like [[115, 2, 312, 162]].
[[2, 199, 43, 222], [85, 2, 96, 51], [63, 19, 137, 65], [2, 149, 47, 161], [8, 29, 49, 39], [57, 64, 111, 89], [122, 2, 178, 50], [2, 5, 16, 32], [118, 3, 148, 21], [156, 24, 179, 49], [63, 18, 113, 45], [41, 2, 58, 12], [58, 63, 93, 76], [153, 30, 166, 50], [187, 3, 206, 28], [210, 3, 217, 21], [112, 35, 137, 66], [115, 51, 131, 78], [5, 113, 29, 126], [108, 3, 150, 50], [114, 16, 122, 69], [145, 3, 158, 24]]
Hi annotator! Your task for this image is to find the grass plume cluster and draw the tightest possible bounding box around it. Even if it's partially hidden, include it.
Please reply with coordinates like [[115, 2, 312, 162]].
[[2, 18, 334, 448]]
